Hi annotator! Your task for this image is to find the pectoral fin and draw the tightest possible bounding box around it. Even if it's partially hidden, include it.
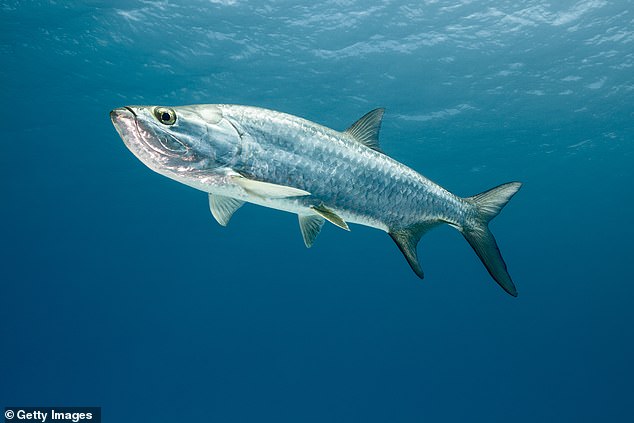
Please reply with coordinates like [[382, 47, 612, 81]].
[[298, 214, 325, 248], [208, 194, 244, 226], [231, 175, 310, 199], [311, 204, 349, 231]]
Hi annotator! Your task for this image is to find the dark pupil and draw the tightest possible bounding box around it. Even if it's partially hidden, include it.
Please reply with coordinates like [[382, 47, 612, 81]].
[[161, 112, 171, 122]]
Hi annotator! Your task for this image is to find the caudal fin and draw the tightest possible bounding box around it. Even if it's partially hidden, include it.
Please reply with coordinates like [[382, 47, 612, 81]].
[[462, 182, 522, 296]]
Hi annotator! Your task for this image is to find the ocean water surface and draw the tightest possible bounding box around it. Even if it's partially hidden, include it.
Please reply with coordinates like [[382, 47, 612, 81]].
[[1, 0, 633, 422]]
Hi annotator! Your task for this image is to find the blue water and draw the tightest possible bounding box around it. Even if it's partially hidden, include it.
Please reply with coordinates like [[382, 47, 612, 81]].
[[2, 1, 633, 421]]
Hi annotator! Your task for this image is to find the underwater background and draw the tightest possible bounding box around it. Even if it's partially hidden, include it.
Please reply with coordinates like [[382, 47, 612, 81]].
[[1, 0, 633, 421]]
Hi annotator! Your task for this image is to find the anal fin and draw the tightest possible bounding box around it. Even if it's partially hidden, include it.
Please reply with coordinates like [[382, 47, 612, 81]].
[[389, 222, 440, 279]]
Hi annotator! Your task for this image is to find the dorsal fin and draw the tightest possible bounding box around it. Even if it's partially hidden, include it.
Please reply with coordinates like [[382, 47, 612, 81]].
[[343, 108, 385, 152]]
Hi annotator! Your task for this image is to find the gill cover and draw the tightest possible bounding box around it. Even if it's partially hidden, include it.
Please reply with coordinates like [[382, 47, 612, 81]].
[[156, 105, 243, 168]]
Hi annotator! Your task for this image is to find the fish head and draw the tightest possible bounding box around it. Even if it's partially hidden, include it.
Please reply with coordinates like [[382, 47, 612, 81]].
[[110, 104, 241, 179]]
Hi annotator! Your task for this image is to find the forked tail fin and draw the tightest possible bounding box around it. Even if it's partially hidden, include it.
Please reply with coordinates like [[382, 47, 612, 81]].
[[388, 181, 521, 296], [462, 182, 522, 296]]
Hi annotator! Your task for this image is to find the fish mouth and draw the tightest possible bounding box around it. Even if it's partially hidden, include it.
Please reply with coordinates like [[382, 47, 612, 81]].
[[110, 106, 180, 174], [110, 106, 157, 163], [110, 106, 136, 121], [110, 106, 145, 151], [110, 107, 137, 136]]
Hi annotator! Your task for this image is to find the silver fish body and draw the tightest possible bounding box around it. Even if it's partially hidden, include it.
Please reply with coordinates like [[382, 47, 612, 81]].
[[220, 107, 464, 229], [111, 104, 521, 296]]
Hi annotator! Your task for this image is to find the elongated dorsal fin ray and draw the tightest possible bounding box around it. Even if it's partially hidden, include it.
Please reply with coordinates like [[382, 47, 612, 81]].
[[208, 194, 244, 226], [389, 222, 440, 279], [298, 214, 325, 248], [343, 108, 385, 152], [231, 175, 310, 199], [311, 204, 349, 231]]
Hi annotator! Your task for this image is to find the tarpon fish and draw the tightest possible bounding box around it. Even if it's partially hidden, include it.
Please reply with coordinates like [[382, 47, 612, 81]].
[[110, 105, 521, 296]]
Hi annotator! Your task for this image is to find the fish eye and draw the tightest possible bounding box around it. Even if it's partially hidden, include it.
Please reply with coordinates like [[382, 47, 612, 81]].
[[154, 107, 176, 125]]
